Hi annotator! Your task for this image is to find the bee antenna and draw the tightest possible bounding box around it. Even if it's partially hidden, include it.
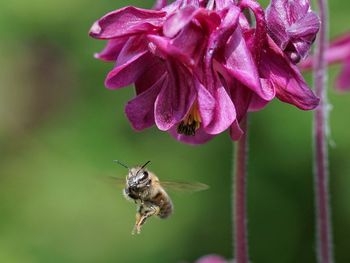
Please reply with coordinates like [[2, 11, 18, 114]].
[[113, 160, 129, 169], [136, 161, 151, 175], [140, 160, 151, 169]]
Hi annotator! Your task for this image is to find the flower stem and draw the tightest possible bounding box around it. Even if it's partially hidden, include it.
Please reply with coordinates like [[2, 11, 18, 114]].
[[313, 0, 333, 262], [233, 115, 249, 263]]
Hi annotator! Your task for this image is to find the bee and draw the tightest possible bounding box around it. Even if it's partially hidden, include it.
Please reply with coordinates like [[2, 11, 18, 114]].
[[112, 160, 209, 234]]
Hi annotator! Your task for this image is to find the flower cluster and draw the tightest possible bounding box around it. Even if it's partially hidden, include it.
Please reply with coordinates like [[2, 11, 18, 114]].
[[90, 0, 320, 144]]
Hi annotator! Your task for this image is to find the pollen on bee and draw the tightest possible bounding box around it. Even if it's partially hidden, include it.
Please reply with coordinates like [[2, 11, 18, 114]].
[[177, 102, 201, 136]]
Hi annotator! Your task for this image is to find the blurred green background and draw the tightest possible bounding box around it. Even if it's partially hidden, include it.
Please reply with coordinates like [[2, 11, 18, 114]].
[[0, 0, 349, 262]]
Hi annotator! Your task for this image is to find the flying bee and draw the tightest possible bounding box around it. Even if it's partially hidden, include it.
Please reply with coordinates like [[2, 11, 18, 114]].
[[112, 160, 209, 235]]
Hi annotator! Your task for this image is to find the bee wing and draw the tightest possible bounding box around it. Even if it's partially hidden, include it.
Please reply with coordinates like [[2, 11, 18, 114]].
[[107, 176, 126, 188], [160, 180, 209, 193]]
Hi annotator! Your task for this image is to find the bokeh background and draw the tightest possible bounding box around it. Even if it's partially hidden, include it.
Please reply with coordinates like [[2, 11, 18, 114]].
[[0, 0, 349, 262]]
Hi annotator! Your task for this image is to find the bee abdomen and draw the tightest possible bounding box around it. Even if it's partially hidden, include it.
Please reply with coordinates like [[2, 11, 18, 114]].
[[151, 190, 173, 219], [159, 200, 173, 219]]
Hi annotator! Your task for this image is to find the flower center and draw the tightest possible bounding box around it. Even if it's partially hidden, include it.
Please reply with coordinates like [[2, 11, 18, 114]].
[[177, 103, 201, 136]]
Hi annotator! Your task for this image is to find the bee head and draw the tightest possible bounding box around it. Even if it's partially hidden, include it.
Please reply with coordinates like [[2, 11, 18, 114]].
[[114, 160, 152, 189], [125, 161, 151, 189], [128, 167, 151, 189]]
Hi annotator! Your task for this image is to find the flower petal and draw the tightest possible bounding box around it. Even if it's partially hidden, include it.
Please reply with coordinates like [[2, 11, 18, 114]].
[[204, 82, 236, 135], [89, 6, 166, 39], [228, 82, 252, 120], [195, 79, 216, 128], [163, 6, 198, 38], [266, 0, 319, 61], [287, 11, 320, 58], [168, 126, 214, 145], [94, 37, 128, 62], [266, 0, 289, 49], [148, 21, 206, 67], [105, 36, 159, 89], [230, 120, 244, 141], [300, 33, 350, 69], [135, 60, 166, 95], [287, 11, 320, 39], [105, 51, 154, 89], [153, 0, 167, 10], [195, 255, 227, 263], [154, 63, 196, 131], [260, 37, 319, 110], [336, 61, 350, 91], [125, 74, 166, 130], [223, 27, 274, 101], [248, 81, 272, 111]]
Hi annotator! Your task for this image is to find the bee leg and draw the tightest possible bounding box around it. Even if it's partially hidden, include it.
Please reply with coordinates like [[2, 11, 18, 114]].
[[132, 212, 144, 235], [132, 205, 160, 235]]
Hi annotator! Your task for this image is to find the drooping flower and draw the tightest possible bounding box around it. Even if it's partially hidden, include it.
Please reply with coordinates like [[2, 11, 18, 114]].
[[220, 0, 319, 139], [300, 32, 350, 91], [266, 0, 320, 63], [89, 0, 319, 144], [195, 254, 228, 263], [89, 1, 266, 144]]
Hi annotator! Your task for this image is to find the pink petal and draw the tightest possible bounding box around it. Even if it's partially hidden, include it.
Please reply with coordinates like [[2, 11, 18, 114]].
[[223, 27, 274, 101], [163, 6, 198, 38], [195, 79, 216, 128], [261, 37, 319, 110], [116, 35, 148, 66], [89, 6, 166, 39], [248, 89, 271, 111], [168, 126, 214, 145], [205, 6, 240, 62], [105, 36, 158, 89], [240, 0, 267, 58], [163, 6, 220, 38], [287, 11, 320, 39], [300, 33, 350, 69], [336, 61, 350, 91], [330, 32, 350, 47], [94, 37, 128, 62], [135, 60, 166, 95], [265, 0, 289, 49], [125, 74, 166, 130], [154, 63, 196, 131], [105, 51, 154, 89], [147, 35, 195, 67], [228, 82, 253, 121], [204, 83, 236, 135], [230, 120, 244, 141], [153, 0, 167, 10], [196, 254, 227, 263]]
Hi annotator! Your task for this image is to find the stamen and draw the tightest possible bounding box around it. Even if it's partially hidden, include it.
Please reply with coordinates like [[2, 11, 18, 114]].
[[177, 103, 201, 136]]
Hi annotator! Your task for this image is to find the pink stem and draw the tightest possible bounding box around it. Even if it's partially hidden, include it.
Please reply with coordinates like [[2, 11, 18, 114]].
[[233, 115, 249, 263], [313, 0, 333, 262]]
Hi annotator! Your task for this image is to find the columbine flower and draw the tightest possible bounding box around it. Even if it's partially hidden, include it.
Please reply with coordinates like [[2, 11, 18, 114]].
[[266, 0, 320, 63], [89, 1, 268, 144], [300, 32, 350, 91], [225, 0, 320, 138], [89, 0, 319, 144], [161, 2, 274, 142], [195, 254, 228, 263]]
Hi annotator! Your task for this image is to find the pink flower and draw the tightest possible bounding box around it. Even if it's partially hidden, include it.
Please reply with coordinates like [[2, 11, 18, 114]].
[[89, 1, 263, 144], [300, 32, 350, 91], [195, 254, 228, 263], [89, 0, 319, 144], [225, 0, 319, 139], [266, 0, 320, 63]]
